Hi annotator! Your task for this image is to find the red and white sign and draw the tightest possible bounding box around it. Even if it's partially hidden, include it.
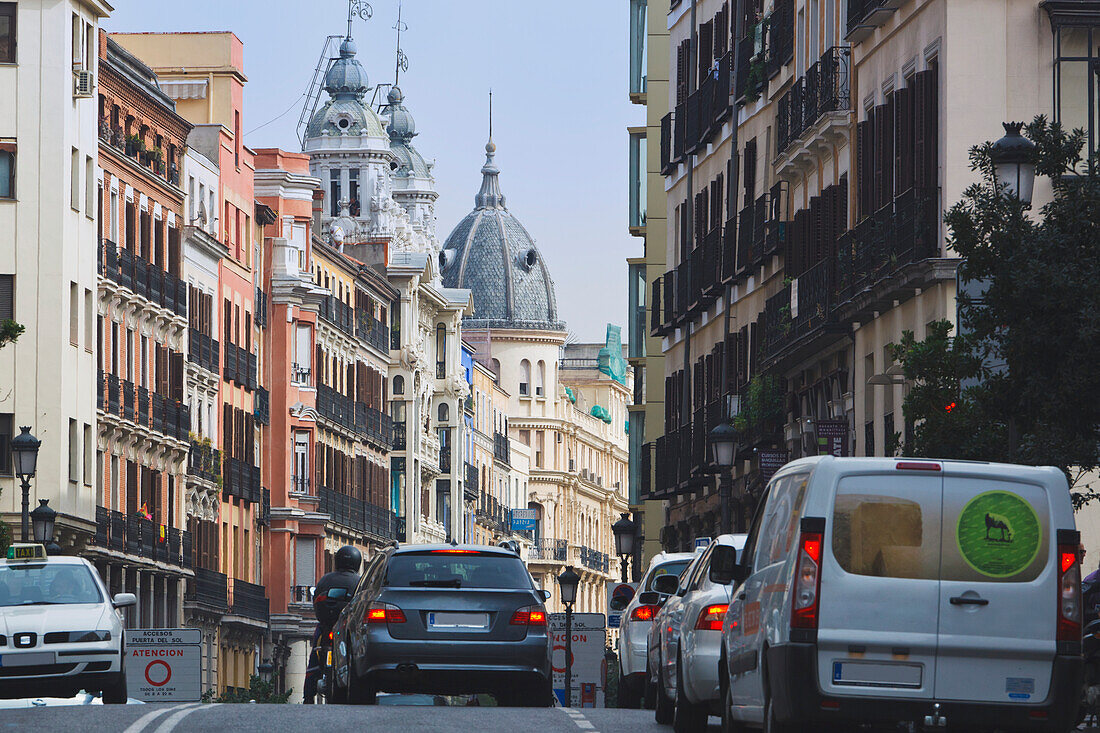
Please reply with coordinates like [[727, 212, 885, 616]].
[[549, 613, 606, 708], [126, 629, 201, 702]]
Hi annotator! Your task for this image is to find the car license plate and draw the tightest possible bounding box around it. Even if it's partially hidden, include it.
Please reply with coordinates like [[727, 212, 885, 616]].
[[0, 652, 56, 668], [427, 612, 489, 629], [832, 660, 922, 688]]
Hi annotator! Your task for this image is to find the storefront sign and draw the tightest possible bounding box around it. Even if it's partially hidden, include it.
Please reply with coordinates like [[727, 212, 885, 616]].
[[758, 450, 789, 480], [815, 419, 849, 457]]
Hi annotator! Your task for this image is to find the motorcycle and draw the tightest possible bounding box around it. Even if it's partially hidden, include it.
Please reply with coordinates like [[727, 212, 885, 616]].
[[306, 587, 353, 704]]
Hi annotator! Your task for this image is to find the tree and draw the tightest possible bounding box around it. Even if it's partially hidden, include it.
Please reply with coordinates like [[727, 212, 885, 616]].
[[0, 319, 23, 350], [893, 117, 1100, 502]]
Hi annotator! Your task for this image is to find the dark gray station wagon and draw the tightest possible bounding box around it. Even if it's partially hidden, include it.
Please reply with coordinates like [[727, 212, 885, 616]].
[[330, 544, 554, 706]]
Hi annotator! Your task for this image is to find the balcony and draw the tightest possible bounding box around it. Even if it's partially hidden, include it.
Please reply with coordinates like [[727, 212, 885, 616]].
[[254, 387, 270, 426], [99, 240, 187, 319], [361, 317, 390, 354], [364, 406, 394, 450], [735, 195, 770, 276], [393, 421, 407, 450], [765, 0, 795, 77], [318, 486, 396, 540], [776, 47, 852, 165], [673, 101, 687, 162], [493, 432, 511, 465], [188, 440, 221, 484], [91, 508, 190, 567], [291, 363, 312, 386], [98, 371, 189, 443], [528, 539, 568, 563], [255, 288, 268, 329], [846, 0, 905, 42], [435, 361, 446, 379], [186, 567, 228, 612], [579, 546, 611, 574], [653, 432, 679, 498], [464, 462, 478, 502], [291, 474, 312, 496], [230, 579, 269, 623], [440, 446, 451, 474], [734, 33, 766, 104], [650, 275, 665, 336], [660, 113, 674, 174], [223, 343, 258, 391], [188, 329, 220, 375], [317, 383, 354, 431], [320, 296, 356, 340], [223, 456, 261, 504]]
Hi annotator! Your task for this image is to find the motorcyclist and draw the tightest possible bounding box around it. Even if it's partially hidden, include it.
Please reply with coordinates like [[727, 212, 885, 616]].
[[303, 545, 362, 704]]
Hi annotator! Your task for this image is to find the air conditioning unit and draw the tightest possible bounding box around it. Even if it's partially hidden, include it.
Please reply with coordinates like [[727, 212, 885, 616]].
[[73, 69, 94, 98]]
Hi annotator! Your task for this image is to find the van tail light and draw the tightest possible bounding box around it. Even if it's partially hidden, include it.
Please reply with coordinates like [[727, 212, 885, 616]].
[[365, 602, 406, 625], [695, 604, 728, 631], [791, 529, 824, 630], [510, 605, 548, 627], [1057, 543, 1081, 642], [631, 604, 659, 622]]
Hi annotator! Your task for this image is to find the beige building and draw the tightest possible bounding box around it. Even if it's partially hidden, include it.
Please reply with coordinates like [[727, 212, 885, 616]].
[[649, 0, 1080, 551]]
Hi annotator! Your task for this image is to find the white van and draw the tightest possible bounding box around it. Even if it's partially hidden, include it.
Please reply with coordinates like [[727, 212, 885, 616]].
[[720, 456, 1083, 732]]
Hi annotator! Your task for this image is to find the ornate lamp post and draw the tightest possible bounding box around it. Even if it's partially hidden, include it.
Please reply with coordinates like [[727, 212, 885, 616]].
[[611, 513, 637, 584], [990, 122, 1038, 206], [10, 426, 41, 542], [556, 566, 581, 707], [708, 421, 740, 535], [30, 499, 59, 555]]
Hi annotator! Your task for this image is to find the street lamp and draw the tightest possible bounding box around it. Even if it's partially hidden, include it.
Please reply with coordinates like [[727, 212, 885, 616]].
[[30, 499, 59, 555], [10, 426, 41, 542], [556, 566, 581, 707], [611, 513, 636, 583], [990, 122, 1038, 206], [708, 421, 740, 535]]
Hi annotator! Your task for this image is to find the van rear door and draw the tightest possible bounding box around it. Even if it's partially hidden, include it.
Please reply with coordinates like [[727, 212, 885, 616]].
[[934, 474, 1054, 704], [819, 470, 942, 700]]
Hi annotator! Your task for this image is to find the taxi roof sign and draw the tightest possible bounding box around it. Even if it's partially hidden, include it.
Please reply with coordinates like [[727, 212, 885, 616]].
[[6, 543, 46, 560]]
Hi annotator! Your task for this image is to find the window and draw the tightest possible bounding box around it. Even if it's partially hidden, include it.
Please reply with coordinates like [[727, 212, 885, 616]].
[[0, 3, 15, 64], [628, 0, 647, 95], [84, 156, 94, 216], [71, 13, 81, 67], [69, 282, 79, 346], [69, 418, 79, 482], [519, 359, 531, 396], [0, 142, 15, 198], [0, 274, 12, 321], [832, 476, 940, 579], [438, 402, 449, 423], [110, 188, 118, 241], [84, 288, 92, 351], [329, 169, 340, 217], [393, 374, 405, 395], [233, 110, 240, 168], [535, 360, 545, 397], [83, 423, 92, 486], [0, 414, 11, 475], [70, 148, 79, 210]]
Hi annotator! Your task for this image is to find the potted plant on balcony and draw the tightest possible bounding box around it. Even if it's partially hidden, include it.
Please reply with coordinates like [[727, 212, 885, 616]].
[[125, 134, 145, 158], [732, 373, 785, 443]]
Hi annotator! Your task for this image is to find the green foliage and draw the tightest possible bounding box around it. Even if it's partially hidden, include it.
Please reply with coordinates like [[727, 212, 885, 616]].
[[0, 519, 11, 556], [201, 675, 290, 704], [732, 373, 784, 435], [898, 116, 1100, 501], [0, 319, 24, 349]]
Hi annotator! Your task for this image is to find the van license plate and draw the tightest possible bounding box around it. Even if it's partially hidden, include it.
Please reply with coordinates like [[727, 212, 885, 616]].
[[833, 660, 922, 688], [428, 612, 489, 629]]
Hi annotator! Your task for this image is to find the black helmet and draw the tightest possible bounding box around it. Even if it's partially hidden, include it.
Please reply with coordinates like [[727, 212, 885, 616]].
[[334, 545, 362, 573]]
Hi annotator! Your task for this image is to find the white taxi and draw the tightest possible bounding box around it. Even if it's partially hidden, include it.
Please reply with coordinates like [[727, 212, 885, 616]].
[[0, 544, 135, 703]]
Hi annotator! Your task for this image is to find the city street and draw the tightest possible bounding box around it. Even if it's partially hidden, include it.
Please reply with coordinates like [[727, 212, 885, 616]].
[[0, 703, 713, 733]]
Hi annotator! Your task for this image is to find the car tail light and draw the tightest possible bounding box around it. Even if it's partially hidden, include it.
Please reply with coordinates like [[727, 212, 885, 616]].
[[895, 461, 941, 471], [365, 602, 406, 625], [631, 604, 659, 622], [695, 604, 728, 631], [791, 530, 824, 630], [1057, 543, 1081, 642], [510, 605, 548, 626], [430, 549, 480, 554]]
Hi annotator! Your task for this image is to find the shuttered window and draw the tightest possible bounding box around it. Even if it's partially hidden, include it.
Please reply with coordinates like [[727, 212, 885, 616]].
[[0, 274, 13, 321], [698, 21, 714, 81]]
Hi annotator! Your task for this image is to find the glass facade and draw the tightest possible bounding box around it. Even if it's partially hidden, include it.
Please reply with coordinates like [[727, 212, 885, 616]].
[[628, 262, 647, 359], [628, 130, 647, 229], [629, 0, 648, 96]]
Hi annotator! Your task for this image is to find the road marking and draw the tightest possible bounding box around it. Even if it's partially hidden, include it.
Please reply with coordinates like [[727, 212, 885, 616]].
[[560, 707, 599, 732], [154, 702, 206, 733], [122, 703, 197, 733]]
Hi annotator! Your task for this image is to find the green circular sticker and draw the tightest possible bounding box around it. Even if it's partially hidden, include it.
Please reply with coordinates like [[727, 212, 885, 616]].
[[956, 491, 1041, 578]]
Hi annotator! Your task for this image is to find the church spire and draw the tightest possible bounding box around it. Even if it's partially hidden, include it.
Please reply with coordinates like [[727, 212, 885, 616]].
[[475, 92, 504, 209]]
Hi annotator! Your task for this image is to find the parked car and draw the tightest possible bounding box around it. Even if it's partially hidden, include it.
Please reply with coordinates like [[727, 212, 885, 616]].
[[649, 535, 746, 732], [720, 456, 1083, 732], [649, 548, 708, 725], [617, 550, 695, 708], [330, 544, 553, 707], [0, 544, 136, 703]]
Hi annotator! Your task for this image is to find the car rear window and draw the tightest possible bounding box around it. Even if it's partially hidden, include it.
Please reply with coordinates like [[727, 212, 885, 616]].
[[0, 564, 103, 606], [385, 552, 534, 589], [645, 560, 690, 591]]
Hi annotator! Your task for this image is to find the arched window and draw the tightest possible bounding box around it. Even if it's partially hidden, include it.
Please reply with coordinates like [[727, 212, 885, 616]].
[[519, 360, 531, 396], [535, 360, 545, 397], [435, 324, 446, 372], [438, 402, 449, 423], [393, 375, 405, 395], [490, 358, 501, 385]]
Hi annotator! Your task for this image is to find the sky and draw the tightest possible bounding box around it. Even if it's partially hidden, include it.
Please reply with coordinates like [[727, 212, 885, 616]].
[[106, 0, 642, 344]]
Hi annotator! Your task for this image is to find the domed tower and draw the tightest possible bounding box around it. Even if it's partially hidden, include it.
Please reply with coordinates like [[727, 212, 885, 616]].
[[439, 140, 564, 332], [385, 86, 438, 240], [303, 33, 397, 241]]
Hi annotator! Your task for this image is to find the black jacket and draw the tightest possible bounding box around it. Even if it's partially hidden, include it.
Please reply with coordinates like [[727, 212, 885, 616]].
[[313, 570, 360, 628]]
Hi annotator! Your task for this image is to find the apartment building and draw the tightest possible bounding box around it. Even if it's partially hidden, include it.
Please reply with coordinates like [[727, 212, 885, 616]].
[[627, 0, 671, 570], [647, 0, 1080, 551]]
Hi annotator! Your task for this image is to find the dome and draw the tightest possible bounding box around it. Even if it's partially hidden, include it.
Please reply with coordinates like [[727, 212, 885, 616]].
[[324, 36, 369, 99], [306, 35, 386, 141], [386, 87, 432, 179], [440, 141, 564, 332], [386, 86, 416, 142]]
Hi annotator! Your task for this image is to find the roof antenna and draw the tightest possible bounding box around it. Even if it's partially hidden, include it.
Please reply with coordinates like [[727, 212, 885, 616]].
[[488, 88, 493, 141], [393, 3, 408, 87]]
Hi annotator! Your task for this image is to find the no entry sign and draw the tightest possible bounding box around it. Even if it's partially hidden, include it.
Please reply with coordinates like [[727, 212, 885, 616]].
[[125, 628, 201, 702]]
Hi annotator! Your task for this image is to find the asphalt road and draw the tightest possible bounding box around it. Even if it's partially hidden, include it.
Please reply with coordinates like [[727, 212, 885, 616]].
[[0, 702, 720, 733]]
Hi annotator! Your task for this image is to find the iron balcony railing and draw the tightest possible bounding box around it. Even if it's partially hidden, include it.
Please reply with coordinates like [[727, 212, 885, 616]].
[[188, 329, 220, 374], [320, 296, 356, 339], [223, 456, 261, 504], [98, 371, 189, 442], [393, 421, 407, 450], [650, 276, 664, 334], [493, 432, 510, 465], [99, 239, 187, 318], [673, 101, 687, 161], [776, 46, 851, 156], [660, 112, 674, 174], [317, 486, 396, 540], [186, 567, 229, 611], [223, 343, 258, 391], [291, 363, 312, 385], [254, 387, 270, 426], [188, 440, 221, 484], [846, 0, 897, 39], [765, 0, 795, 77], [528, 539, 568, 562], [291, 474, 312, 495], [231, 579, 269, 622], [579, 546, 610, 574], [464, 462, 478, 502], [92, 508, 189, 567], [255, 287, 268, 329]]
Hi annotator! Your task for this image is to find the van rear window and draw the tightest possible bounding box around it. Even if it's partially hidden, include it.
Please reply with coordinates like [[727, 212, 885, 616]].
[[832, 487, 941, 580]]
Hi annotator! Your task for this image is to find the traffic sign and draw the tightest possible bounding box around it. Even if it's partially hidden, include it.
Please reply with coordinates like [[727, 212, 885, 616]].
[[548, 613, 606, 708], [125, 628, 201, 702], [606, 581, 636, 629], [511, 508, 537, 532], [694, 537, 711, 550]]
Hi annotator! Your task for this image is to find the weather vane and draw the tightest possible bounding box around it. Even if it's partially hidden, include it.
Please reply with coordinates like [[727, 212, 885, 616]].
[[347, 0, 373, 38], [394, 3, 409, 86]]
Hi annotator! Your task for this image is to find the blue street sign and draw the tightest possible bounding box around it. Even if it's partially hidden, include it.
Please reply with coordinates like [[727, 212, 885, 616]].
[[511, 508, 536, 532], [694, 537, 711, 550]]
